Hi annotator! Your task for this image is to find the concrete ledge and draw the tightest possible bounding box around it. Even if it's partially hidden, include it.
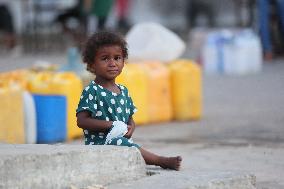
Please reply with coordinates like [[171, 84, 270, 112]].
[[0, 144, 146, 188], [109, 170, 256, 189]]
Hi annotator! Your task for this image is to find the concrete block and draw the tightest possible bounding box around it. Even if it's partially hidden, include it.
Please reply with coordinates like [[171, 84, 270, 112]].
[[108, 170, 256, 189], [0, 144, 146, 189]]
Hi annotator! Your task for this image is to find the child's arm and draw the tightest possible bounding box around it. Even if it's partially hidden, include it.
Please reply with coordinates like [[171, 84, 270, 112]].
[[77, 111, 113, 132], [124, 116, 136, 138]]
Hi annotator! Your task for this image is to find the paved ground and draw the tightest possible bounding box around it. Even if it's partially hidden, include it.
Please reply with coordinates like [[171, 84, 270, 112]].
[[131, 59, 284, 189], [1, 54, 284, 188]]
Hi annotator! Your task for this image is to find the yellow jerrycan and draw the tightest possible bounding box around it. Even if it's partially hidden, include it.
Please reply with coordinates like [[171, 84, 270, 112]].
[[0, 69, 31, 90], [169, 59, 202, 120], [0, 83, 25, 143], [51, 72, 83, 139], [0, 70, 36, 143], [27, 71, 54, 94], [143, 61, 173, 123], [116, 63, 149, 125]]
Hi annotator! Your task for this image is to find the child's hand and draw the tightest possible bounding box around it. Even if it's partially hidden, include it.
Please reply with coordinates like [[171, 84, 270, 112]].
[[105, 121, 128, 144], [124, 125, 134, 139]]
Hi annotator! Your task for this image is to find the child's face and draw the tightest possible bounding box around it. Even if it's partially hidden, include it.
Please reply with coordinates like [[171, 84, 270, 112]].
[[91, 45, 124, 81]]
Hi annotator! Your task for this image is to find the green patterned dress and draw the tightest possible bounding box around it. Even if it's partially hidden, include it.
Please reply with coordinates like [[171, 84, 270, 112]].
[[76, 81, 140, 148]]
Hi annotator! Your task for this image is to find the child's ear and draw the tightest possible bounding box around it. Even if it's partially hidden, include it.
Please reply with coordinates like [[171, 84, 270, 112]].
[[87, 64, 95, 73]]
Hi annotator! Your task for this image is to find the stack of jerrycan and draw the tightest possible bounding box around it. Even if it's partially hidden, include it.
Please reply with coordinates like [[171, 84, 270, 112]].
[[116, 63, 149, 125], [11, 70, 37, 144], [0, 70, 37, 144], [28, 71, 83, 143], [52, 72, 83, 140], [143, 61, 173, 123], [169, 59, 202, 120], [28, 72, 66, 143], [202, 29, 262, 75]]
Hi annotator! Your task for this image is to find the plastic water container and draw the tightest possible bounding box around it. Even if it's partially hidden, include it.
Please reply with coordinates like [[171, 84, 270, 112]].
[[169, 59, 202, 120], [28, 71, 83, 141], [116, 63, 149, 125], [201, 33, 220, 74], [0, 69, 31, 90], [0, 84, 25, 143], [23, 91, 37, 144], [225, 30, 262, 75], [60, 47, 83, 72], [143, 62, 173, 123], [202, 31, 234, 74], [28, 72, 54, 94], [52, 72, 83, 140], [202, 29, 262, 75], [0, 70, 36, 144], [59, 47, 93, 87], [33, 94, 67, 143]]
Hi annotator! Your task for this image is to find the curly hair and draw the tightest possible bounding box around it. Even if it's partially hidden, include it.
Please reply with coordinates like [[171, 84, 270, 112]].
[[82, 31, 128, 67]]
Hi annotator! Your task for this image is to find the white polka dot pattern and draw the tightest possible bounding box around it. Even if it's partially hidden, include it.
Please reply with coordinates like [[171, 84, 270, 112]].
[[117, 107, 122, 113], [117, 139, 122, 145], [108, 107, 113, 113], [96, 111, 102, 116], [77, 82, 138, 134], [110, 99, 115, 104]]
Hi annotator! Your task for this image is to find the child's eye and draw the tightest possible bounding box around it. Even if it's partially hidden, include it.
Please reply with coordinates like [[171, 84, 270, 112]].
[[100, 56, 123, 63], [114, 56, 122, 61], [101, 57, 110, 61]]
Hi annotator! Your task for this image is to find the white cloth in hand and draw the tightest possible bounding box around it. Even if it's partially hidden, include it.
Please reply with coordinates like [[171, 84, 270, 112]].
[[105, 121, 128, 144]]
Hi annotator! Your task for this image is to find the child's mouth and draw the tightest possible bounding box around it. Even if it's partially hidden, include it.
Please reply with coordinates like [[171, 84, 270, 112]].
[[108, 70, 119, 73]]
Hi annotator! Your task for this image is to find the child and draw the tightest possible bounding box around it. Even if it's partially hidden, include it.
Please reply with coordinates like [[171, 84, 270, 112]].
[[76, 31, 182, 171]]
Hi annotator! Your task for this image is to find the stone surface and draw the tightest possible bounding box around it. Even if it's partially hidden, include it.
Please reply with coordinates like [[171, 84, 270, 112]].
[[0, 144, 146, 189], [108, 170, 256, 189]]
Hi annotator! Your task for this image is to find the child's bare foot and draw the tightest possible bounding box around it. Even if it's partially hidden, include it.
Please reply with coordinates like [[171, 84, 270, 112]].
[[160, 156, 182, 171]]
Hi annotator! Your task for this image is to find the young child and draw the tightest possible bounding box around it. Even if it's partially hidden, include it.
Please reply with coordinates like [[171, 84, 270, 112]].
[[76, 31, 182, 170]]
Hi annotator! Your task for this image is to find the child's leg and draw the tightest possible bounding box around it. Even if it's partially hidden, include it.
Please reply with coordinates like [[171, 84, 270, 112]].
[[106, 137, 182, 170], [139, 148, 182, 171]]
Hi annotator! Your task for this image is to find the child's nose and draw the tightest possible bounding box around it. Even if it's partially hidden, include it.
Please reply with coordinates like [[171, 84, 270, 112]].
[[108, 58, 119, 66], [108, 59, 116, 66]]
